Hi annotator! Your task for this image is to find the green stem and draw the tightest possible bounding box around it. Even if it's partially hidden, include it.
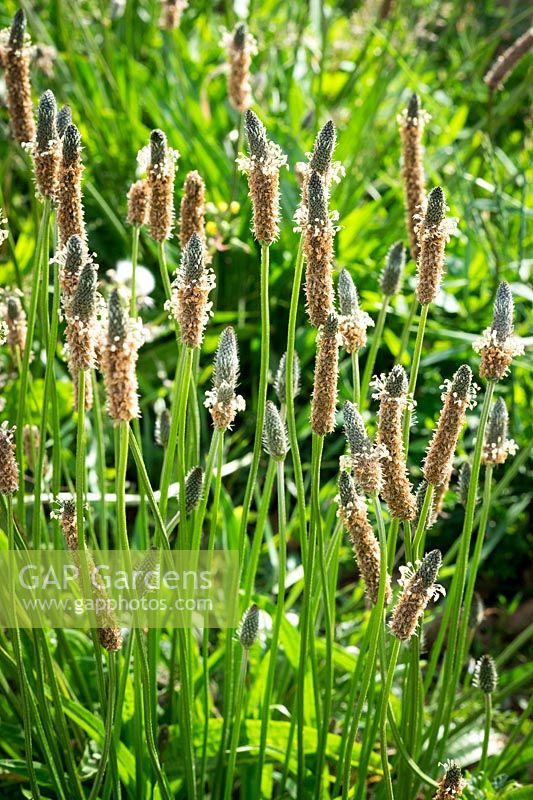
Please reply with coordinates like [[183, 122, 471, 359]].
[[242, 458, 276, 607], [360, 300, 388, 407], [92, 372, 108, 548], [223, 649, 248, 800], [285, 236, 307, 560], [159, 350, 185, 519], [480, 693, 492, 774], [402, 302, 428, 453], [88, 652, 117, 800], [412, 483, 435, 559], [177, 347, 194, 546], [351, 349, 360, 406], [130, 225, 140, 316], [256, 459, 287, 784], [157, 240, 173, 303], [76, 371, 86, 550], [116, 421, 129, 550], [16, 199, 51, 521], [397, 294, 418, 363]]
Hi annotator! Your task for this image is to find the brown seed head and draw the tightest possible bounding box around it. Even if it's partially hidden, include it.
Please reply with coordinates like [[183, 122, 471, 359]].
[[304, 171, 335, 326], [423, 365, 475, 486], [166, 233, 215, 348], [338, 472, 391, 605], [57, 124, 86, 246], [343, 401, 386, 495], [0, 422, 19, 495], [398, 93, 427, 261], [159, 0, 188, 30], [179, 171, 206, 249], [148, 129, 177, 242], [5, 294, 27, 359], [416, 187, 454, 305], [101, 290, 142, 423], [390, 549, 444, 640], [375, 365, 417, 520], [34, 90, 60, 200], [432, 760, 465, 799], [127, 179, 150, 227], [484, 27, 533, 92], [3, 10, 36, 144], [310, 313, 339, 437], [226, 22, 256, 112], [205, 326, 245, 429]]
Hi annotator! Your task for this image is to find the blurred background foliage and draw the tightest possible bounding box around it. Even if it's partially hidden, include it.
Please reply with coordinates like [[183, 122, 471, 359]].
[[0, 0, 531, 623]]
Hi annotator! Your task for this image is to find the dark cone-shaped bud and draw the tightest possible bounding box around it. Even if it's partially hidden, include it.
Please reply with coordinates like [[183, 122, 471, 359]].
[[36, 90, 57, 150], [491, 281, 514, 344], [238, 604, 259, 648], [214, 326, 239, 389], [274, 351, 300, 404], [233, 22, 246, 49], [338, 269, 358, 316], [309, 120, 336, 175], [458, 462, 471, 506], [385, 364, 408, 397], [380, 241, 405, 296], [7, 297, 20, 321], [155, 408, 171, 448], [108, 289, 126, 342], [407, 93, 419, 120], [486, 397, 508, 449], [71, 263, 96, 321], [57, 105, 72, 138], [244, 109, 268, 162], [65, 235, 84, 275], [183, 233, 204, 281], [324, 311, 338, 337], [150, 129, 167, 166], [344, 401, 371, 456], [63, 124, 82, 163], [476, 654, 498, 694], [263, 401, 288, 461], [433, 761, 464, 799], [9, 9, 25, 49], [451, 364, 473, 400], [307, 171, 328, 224], [338, 470, 357, 507], [185, 466, 204, 513], [418, 549, 442, 589], [425, 186, 445, 226]]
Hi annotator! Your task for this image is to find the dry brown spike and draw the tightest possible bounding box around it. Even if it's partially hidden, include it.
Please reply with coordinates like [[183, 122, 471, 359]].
[[2, 10, 36, 144], [390, 549, 445, 641], [147, 129, 178, 243], [484, 27, 533, 92], [311, 313, 339, 437], [34, 90, 60, 200], [179, 170, 206, 249], [101, 290, 143, 423], [225, 23, 256, 112], [304, 171, 335, 327], [0, 421, 19, 495], [127, 179, 150, 227], [416, 187, 455, 305], [398, 93, 428, 261], [5, 294, 27, 360], [57, 123, 86, 247]]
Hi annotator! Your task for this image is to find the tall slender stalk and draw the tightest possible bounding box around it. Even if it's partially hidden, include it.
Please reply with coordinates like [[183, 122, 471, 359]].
[[360, 300, 387, 406], [402, 302, 428, 452], [223, 648, 248, 800], [351, 350, 360, 406], [397, 295, 418, 363], [76, 370, 87, 549], [177, 347, 194, 545], [480, 692, 492, 774], [130, 225, 140, 316]]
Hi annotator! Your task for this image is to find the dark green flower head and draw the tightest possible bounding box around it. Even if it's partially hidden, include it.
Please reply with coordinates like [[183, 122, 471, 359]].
[[71, 263, 96, 320], [9, 9, 26, 49], [63, 124, 82, 162], [407, 93, 419, 120], [244, 110, 268, 162], [238, 604, 259, 649], [274, 351, 300, 405], [307, 171, 328, 225], [338, 470, 356, 508], [150, 129, 167, 167], [155, 408, 171, 448], [214, 327, 239, 389], [64, 235, 85, 275], [385, 365, 407, 398], [476, 654, 498, 694], [380, 241, 405, 296], [337, 269, 358, 316], [491, 281, 514, 344], [182, 233, 204, 282], [108, 289, 126, 342], [486, 397, 508, 448], [417, 549, 442, 590], [344, 401, 372, 457], [425, 187, 445, 227], [323, 311, 338, 337], [57, 105, 73, 139], [37, 90, 57, 151], [441, 761, 463, 793], [233, 22, 246, 49], [458, 461, 471, 507], [7, 296, 21, 321], [309, 120, 336, 175], [263, 401, 288, 461], [451, 365, 473, 400], [185, 466, 204, 513]]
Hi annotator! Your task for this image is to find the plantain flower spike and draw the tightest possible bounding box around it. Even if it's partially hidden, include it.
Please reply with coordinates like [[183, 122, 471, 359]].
[[482, 396, 517, 466], [303, 171, 336, 327], [146, 129, 179, 243], [159, 0, 188, 30], [238, 110, 287, 246], [423, 365, 477, 487], [155, 407, 171, 448], [101, 289, 144, 423], [57, 123, 86, 246], [274, 351, 300, 405], [390, 549, 445, 641], [380, 242, 406, 297], [34, 90, 60, 200], [5, 294, 27, 359], [238, 604, 259, 648], [432, 760, 466, 799], [415, 187, 456, 305], [185, 466, 203, 513], [263, 401, 288, 461], [310, 313, 340, 437], [337, 269, 374, 354], [484, 28, 533, 92], [179, 170, 206, 249], [65, 260, 98, 410], [474, 654, 498, 694], [224, 22, 257, 112], [204, 326, 245, 430], [2, 9, 36, 144], [372, 365, 417, 520], [295, 119, 343, 221], [342, 400, 387, 495], [166, 232, 215, 348], [474, 281, 524, 381], [458, 461, 472, 507], [0, 422, 19, 495], [337, 471, 391, 605], [56, 105, 72, 138], [398, 93, 429, 261], [127, 180, 150, 228]]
